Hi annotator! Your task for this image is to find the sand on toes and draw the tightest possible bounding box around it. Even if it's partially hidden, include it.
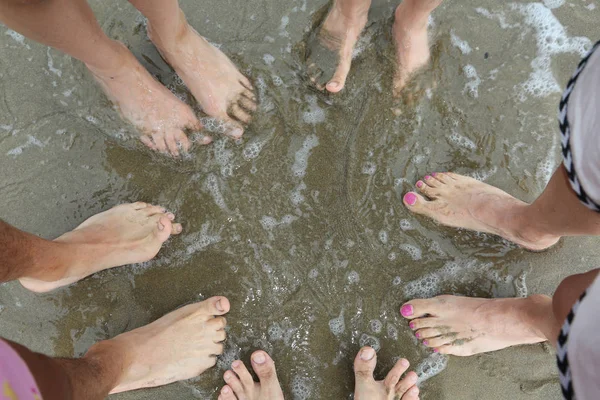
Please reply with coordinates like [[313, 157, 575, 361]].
[[219, 350, 284, 400], [400, 295, 552, 356], [354, 346, 420, 400], [305, 1, 370, 93], [87, 41, 207, 156], [92, 296, 229, 393], [148, 20, 257, 140], [402, 172, 560, 251], [18, 202, 182, 293]]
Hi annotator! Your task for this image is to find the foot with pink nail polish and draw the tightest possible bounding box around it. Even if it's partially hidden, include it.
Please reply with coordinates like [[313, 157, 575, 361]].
[[402, 172, 560, 251], [354, 346, 420, 400], [400, 295, 553, 356], [219, 350, 284, 400], [19, 202, 182, 293]]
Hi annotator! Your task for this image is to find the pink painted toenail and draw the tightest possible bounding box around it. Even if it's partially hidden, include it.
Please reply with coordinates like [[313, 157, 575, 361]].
[[403, 193, 417, 206], [433, 348, 439, 353], [423, 340, 429, 346], [409, 322, 416, 329], [252, 352, 266, 364], [425, 175, 432, 180], [415, 332, 421, 338], [416, 181, 423, 188], [401, 304, 414, 317], [432, 172, 437, 177]]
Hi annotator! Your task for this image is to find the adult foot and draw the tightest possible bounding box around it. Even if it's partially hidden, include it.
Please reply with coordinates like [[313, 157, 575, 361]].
[[148, 14, 257, 139], [87, 41, 207, 156], [305, 0, 370, 93], [87, 296, 229, 393], [354, 347, 420, 400], [19, 202, 182, 293], [392, 0, 441, 96], [402, 172, 560, 250], [219, 350, 284, 400], [400, 295, 552, 356]]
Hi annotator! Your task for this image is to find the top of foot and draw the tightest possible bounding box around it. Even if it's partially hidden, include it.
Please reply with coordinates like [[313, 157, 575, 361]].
[[87, 41, 207, 156], [354, 346, 420, 400], [402, 172, 560, 251], [149, 16, 257, 139], [400, 295, 550, 356], [219, 350, 284, 400], [305, 2, 370, 93], [19, 202, 182, 293]]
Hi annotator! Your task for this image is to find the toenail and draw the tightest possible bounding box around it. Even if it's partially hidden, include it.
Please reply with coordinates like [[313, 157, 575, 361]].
[[416, 181, 423, 188], [222, 386, 230, 394], [232, 128, 243, 138], [425, 175, 432, 180], [216, 299, 225, 312], [423, 340, 429, 346], [432, 172, 437, 177], [433, 348, 439, 353], [403, 193, 417, 206], [329, 81, 339, 88], [401, 304, 414, 317], [401, 359, 409, 367], [232, 360, 241, 368], [224, 372, 232, 381], [252, 352, 266, 364], [409, 322, 415, 329], [167, 213, 175, 220], [360, 347, 375, 361], [415, 332, 421, 338]]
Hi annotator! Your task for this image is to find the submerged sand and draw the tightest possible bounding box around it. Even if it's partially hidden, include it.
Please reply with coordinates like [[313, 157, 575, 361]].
[[1, 0, 600, 399]]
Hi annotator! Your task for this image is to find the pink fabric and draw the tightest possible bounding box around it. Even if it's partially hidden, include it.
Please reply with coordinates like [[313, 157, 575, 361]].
[[0, 339, 43, 400]]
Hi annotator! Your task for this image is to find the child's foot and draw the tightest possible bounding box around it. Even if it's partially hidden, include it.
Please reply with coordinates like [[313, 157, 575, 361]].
[[87, 41, 208, 156], [87, 297, 230, 393], [19, 202, 182, 293], [354, 347, 420, 400], [219, 350, 284, 400], [305, 0, 370, 93], [402, 172, 560, 251], [148, 15, 257, 139], [392, 0, 441, 96], [400, 295, 552, 356]]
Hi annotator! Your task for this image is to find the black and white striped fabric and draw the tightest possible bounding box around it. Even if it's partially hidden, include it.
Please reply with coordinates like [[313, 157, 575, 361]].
[[556, 291, 588, 400], [559, 40, 600, 212]]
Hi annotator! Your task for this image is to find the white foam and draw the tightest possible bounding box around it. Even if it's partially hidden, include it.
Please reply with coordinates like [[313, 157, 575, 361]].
[[449, 130, 477, 150], [242, 139, 265, 160], [586, 3, 596, 10], [359, 333, 381, 351], [268, 322, 284, 341], [387, 323, 398, 340], [5, 29, 30, 49], [399, 244, 422, 261], [463, 65, 481, 98], [347, 271, 360, 284], [205, 173, 228, 210], [260, 214, 298, 231], [47, 48, 62, 77], [292, 134, 319, 177], [370, 319, 382, 334], [279, 16, 290, 38], [263, 54, 275, 65], [450, 31, 472, 54], [302, 96, 326, 125], [185, 223, 221, 255], [329, 311, 345, 335], [393, 276, 402, 286], [362, 161, 376, 175], [290, 181, 307, 206], [7, 135, 46, 157], [378, 230, 388, 244], [399, 219, 414, 231], [543, 0, 564, 9], [308, 268, 319, 278], [416, 353, 449, 384]]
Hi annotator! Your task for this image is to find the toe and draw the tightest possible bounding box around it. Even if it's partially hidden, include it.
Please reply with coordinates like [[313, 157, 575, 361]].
[[165, 129, 181, 157], [414, 327, 441, 340], [400, 383, 420, 400], [154, 215, 174, 242], [353, 346, 377, 382], [142, 205, 167, 216], [238, 96, 258, 113], [416, 182, 439, 199], [251, 351, 281, 388], [241, 89, 257, 102], [208, 316, 228, 331], [131, 202, 148, 210], [436, 344, 457, 355], [433, 172, 451, 184], [423, 335, 452, 348], [223, 120, 245, 139], [199, 296, 231, 316], [219, 385, 238, 400], [229, 103, 252, 125], [151, 133, 169, 154], [140, 135, 157, 150], [326, 52, 352, 93], [212, 328, 227, 343], [423, 175, 440, 188], [383, 358, 410, 391], [408, 317, 438, 331], [174, 130, 191, 154], [171, 223, 183, 235], [232, 360, 255, 389], [396, 371, 418, 396], [401, 299, 441, 319], [239, 76, 254, 91], [223, 370, 246, 398]]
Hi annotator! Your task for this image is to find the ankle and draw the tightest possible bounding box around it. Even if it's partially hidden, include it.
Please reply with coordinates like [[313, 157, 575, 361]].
[[147, 9, 190, 50], [332, 0, 371, 21], [394, 2, 432, 30], [506, 204, 558, 247], [84, 340, 130, 393], [85, 40, 131, 78]]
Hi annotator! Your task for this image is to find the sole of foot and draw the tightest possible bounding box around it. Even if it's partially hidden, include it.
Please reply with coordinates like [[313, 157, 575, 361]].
[[87, 40, 208, 157], [305, 1, 370, 93], [219, 350, 284, 400], [19, 202, 182, 293], [402, 172, 560, 251], [400, 295, 551, 356], [86, 296, 230, 393], [148, 14, 257, 140], [354, 346, 420, 400]]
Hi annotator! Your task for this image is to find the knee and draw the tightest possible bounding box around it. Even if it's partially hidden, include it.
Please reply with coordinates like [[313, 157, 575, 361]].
[[553, 269, 599, 324]]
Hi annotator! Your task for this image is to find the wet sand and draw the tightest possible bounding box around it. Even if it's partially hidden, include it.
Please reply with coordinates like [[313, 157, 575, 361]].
[[1, 0, 600, 399]]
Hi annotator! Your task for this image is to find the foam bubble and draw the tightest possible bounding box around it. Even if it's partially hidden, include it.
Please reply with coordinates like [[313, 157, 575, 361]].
[[392, 276, 402, 286], [449, 130, 476, 150], [359, 334, 381, 351], [362, 161, 376, 175], [347, 271, 360, 284], [514, 272, 528, 297], [378, 230, 388, 244], [399, 219, 413, 231], [302, 96, 326, 125], [399, 244, 422, 261], [387, 324, 398, 340], [185, 223, 221, 255], [370, 319, 382, 333], [463, 65, 481, 98], [242, 140, 265, 160], [543, 0, 564, 9], [205, 173, 228, 210], [416, 353, 449, 384], [292, 135, 319, 177], [309, 269, 319, 278], [290, 376, 312, 400], [450, 31, 472, 54], [5, 29, 30, 49], [290, 182, 307, 206], [329, 311, 345, 335], [263, 54, 275, 65]]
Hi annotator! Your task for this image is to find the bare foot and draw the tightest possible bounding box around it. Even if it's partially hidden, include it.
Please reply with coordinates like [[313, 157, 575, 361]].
[[19, 202, 182, 293], [148, 13, 257, 139], [392, 0, 441, 96], [85, 296, 230, 393], [354, 347, 420, 400], [402, 172, 560, 250], [305, 0, 370, 93], [87, 41, 208, 156], [400, 295, 553, 356], [218, 350, 284, 400]]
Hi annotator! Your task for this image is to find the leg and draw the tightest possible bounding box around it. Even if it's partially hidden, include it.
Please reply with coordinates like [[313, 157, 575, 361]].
[[353, 347, 420, 400], [305, 0, 372, 93], [2, 297, 229, 400], [0, 0, 205, 156], [128, 0, 257, 139], [218, 350, 284, 400], [392, 0, 443, 95], [399, 269, 599, 356], [402, 166, 600, 250], [1, 202, 182, 293]]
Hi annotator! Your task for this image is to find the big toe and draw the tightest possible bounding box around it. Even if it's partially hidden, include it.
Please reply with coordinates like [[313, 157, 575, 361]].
[[353, 346, 377, 382], [251, 351, 281, 388], [402, 191, 434, 216], [326, 53, 351, 93]]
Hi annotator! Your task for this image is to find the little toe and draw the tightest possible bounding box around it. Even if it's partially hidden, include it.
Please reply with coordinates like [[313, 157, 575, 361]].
[[174, 130, 191, 154], [239, 76, 254, 92], [401, 298, 440, 319], [400, 384, 420, 400], [232, 359, 255, 389], [219, 385, 238, 400], [396, 371, 418, 396], [223, 371, 246, 398], [353, 346, 377, 382], [165, 130, 181, 157], [212, 327, 227, 343], [383, 358, 410, 391], [229, 103, 252, 125], [251, 351, 282, 389]]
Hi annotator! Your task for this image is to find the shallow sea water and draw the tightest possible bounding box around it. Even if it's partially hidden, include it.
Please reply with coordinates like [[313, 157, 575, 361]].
[[1, 0, 600, 399]]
